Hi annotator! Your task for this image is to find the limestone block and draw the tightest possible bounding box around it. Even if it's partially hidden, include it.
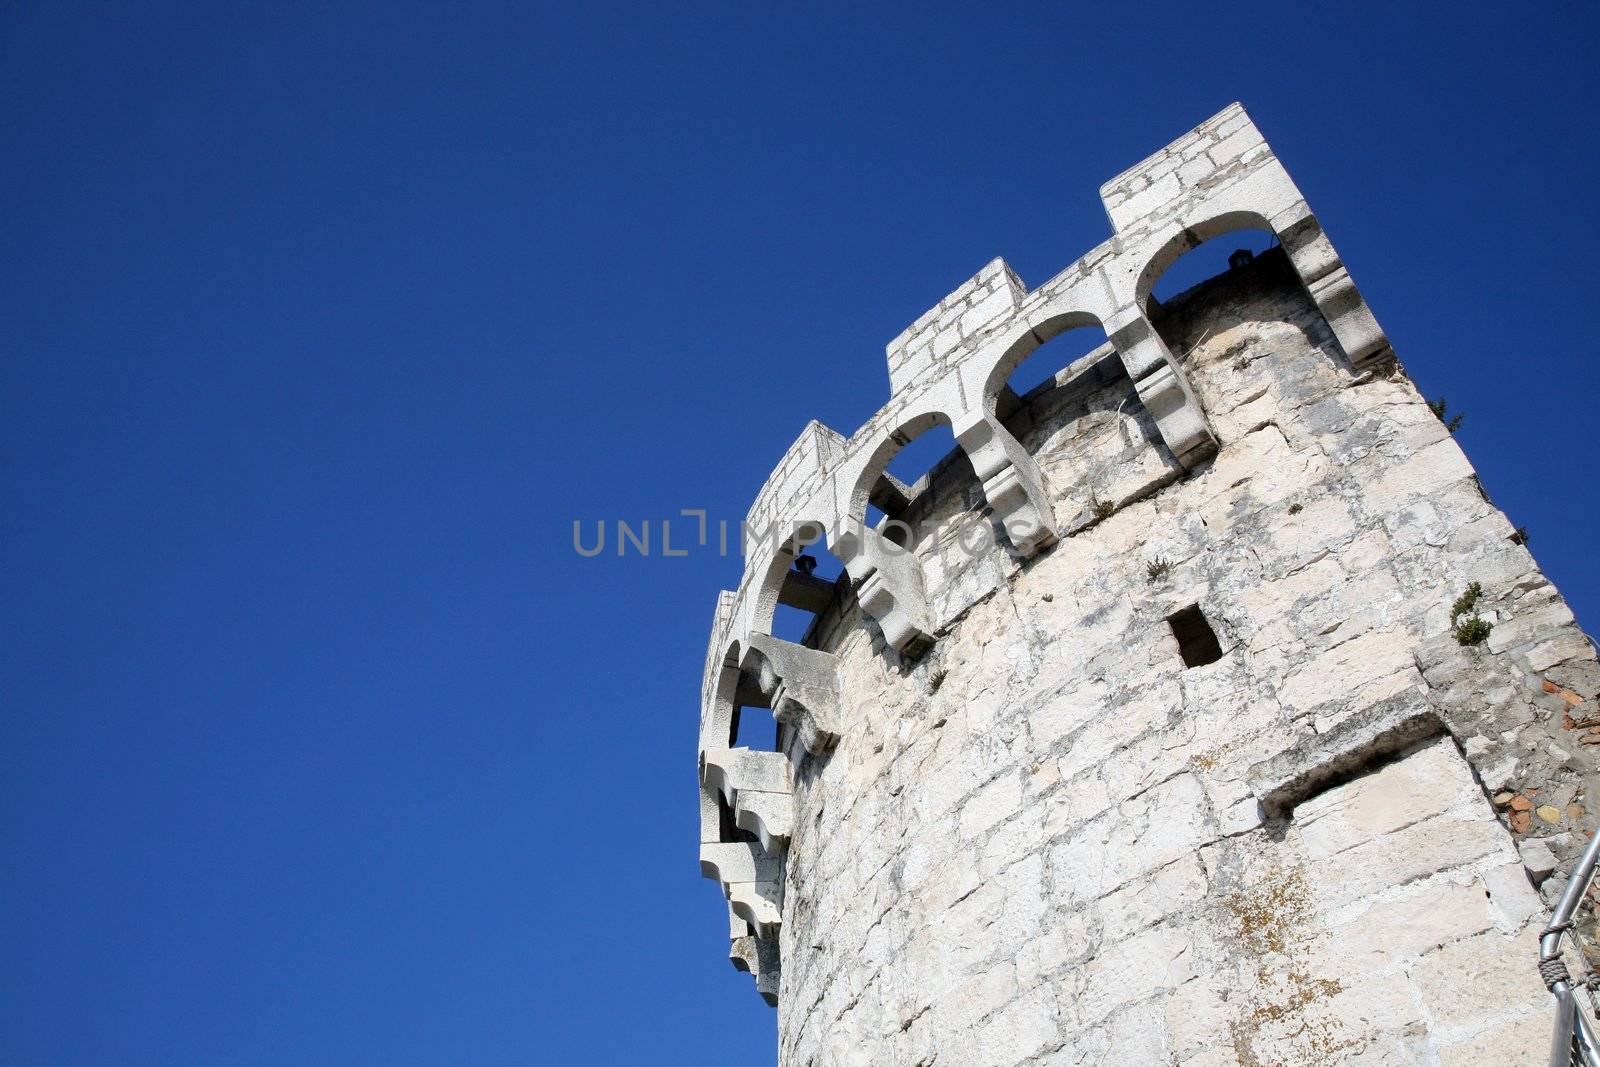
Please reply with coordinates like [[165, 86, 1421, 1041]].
[[1361, 436, 1476, 514], [699, 841, 783, 885], [1051, 773, 1213, 905], [980, 986, 1060, 1066], [733, 790, 792, 853], [958, 772, 1023, 840], [1304, 879, 1495, 980], [1164, 976, 1235, 1059], [1097, 1006, 1174, 1063], [1435, 1008, 1549, 1067], [1030, 676, 1112, 748], [743, 634, 842, 753], [1293, 737, 1481, 860], [701, 747, 791, 803], [1016, 909, 1093, 988], [1481, 860, 1544, 929], [1517, 838, 1559, 884], [1309, 814, 1510, 915], [1043, 773, 1111, 839], [1099, 855, 1209, 943], [1411, 927, 1547, 1040], [1077, 923, 1194, 1026]]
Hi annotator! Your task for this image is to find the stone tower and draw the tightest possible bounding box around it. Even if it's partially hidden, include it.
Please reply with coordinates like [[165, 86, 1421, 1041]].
[[697, 103, 1600, 1064]]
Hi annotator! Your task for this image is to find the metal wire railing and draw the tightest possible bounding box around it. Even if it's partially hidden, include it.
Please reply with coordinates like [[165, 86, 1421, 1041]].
[[1543, 828, 1600, 1067]]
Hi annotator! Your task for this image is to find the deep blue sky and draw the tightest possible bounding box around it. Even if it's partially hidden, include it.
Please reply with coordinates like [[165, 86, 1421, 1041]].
[[3, 4, 1597, 1064]]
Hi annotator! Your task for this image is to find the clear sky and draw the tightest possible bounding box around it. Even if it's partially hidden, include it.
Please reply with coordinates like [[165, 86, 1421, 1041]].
[[3, 3, 1597, 1064]]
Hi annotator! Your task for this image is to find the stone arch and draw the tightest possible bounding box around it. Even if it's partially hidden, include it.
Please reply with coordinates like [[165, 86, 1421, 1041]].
[[701, 638, 745, 753], [746, 517, 838, 642], [698, 638, 746, 847], [1131, 206, 1386, 374], [1133, 209, 1275, 312], [978, 310, 1109, 414], [839, 400, 1058, 603], [845, 408, 959, 528]]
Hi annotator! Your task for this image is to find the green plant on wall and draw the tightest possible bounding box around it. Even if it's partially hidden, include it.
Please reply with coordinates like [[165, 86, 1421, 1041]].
[[1450, 581, 1492, 646], [1428, 397, 1465, 434]]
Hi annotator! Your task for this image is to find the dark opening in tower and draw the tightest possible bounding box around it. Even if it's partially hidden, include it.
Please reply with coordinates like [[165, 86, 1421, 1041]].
[[1168, 604, 1223, 668]]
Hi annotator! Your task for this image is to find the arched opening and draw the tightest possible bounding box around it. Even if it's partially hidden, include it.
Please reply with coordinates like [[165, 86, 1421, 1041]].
[[706, 647, 742, 751], [767, 521, 850, 649], [1002, 323, 1109, 402], [1148, 228, 1278, 312], [1136, 210, 1353, 379], [702, 642, 774, 755], [883, 421, 962, 496], [698, 639, 782, 759], [1133, 211, 1278, 319], [852, 412, 971, 541], [700, 645, 763, 844], [986, 315, 1116, 435]]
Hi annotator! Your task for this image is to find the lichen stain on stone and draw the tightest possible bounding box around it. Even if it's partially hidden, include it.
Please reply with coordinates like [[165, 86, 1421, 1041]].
[[1223, 866, 1353, 1065], [1224, 865, 1311, 957]]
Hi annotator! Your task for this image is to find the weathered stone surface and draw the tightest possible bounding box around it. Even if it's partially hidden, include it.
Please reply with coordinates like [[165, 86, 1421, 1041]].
[[693, 101, 1599, 1063]]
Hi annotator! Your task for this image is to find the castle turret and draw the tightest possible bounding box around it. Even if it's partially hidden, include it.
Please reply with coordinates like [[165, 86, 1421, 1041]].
[[697, 103, 1597, 1064]]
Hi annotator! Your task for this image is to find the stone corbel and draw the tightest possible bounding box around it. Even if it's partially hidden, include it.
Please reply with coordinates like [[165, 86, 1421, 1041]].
[[726, 883, 782, 940], [702, 747, 792, 803], [830, 520, 934, 655], [734, 791, 793, 854], [1107, 310, 1217, 469], [1246, 702, 1444, 820], [742, 634, 843, 754], [701, 839, 784, 940], [729, 928, 781, 1006], [700, 840, 784, 885], [700, 780, 787, 940], [1273, 204, 1390, 370], [701, 746, 795, 855], [952, 410, 1058, 555]]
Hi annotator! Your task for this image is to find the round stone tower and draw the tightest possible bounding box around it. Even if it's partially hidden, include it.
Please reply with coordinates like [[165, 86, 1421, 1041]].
[[697, 103, 1600, 1064]]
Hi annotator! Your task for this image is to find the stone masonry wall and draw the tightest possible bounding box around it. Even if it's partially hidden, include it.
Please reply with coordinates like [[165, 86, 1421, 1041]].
[[774, 254, 1598, 1065]]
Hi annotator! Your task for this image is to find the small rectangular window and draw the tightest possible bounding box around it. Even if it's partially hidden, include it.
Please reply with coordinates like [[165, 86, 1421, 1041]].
[[1168, 605, 1223, 668]]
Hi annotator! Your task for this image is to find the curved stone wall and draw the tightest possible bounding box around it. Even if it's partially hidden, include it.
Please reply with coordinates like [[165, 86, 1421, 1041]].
[[696, 104, 1600, 1064]]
